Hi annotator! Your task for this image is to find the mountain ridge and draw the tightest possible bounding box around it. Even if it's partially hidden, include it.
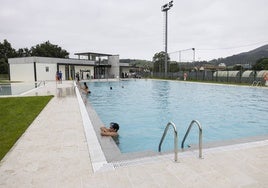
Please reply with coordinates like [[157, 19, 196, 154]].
[[209, 44, 268, 66], [120, 44, 268, 67]]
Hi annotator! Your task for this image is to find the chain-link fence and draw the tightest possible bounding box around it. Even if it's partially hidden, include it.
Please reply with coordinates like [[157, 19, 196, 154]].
[[147, 70, 268, 85]]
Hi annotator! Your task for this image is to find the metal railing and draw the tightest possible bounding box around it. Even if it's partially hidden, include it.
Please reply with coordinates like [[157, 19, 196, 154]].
[[181, 120, 203, 159], [251, 81, 261, 87], [37, 80, 46, 87], [158, 122, 178, 162]]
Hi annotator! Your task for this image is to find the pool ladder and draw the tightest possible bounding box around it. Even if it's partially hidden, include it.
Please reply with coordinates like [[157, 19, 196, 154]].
[[251, 81, 261, 87], [158, 122, 178, 161], [181, 120, 203, 159], [158, 120, 203, 162]]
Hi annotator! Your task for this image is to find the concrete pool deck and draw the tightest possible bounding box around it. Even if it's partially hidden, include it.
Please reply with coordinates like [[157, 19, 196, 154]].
[[0, 80, 267, 187]]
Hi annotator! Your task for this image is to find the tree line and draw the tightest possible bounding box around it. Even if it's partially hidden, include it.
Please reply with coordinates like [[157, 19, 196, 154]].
[[120, 50, 268, 74], [1, 39, 267, 75], [151, 51, 268, 73], [0, 39, 69, 74]]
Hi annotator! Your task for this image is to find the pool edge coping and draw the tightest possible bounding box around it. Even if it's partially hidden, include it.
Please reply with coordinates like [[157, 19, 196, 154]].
[[74, 81, 112, 172]]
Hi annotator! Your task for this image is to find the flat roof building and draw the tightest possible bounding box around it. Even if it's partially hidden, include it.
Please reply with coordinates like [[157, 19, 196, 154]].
[[8, 52, 130, 82]]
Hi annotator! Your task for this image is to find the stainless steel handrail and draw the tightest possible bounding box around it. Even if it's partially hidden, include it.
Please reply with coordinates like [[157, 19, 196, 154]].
[[158, 122, 178, 162], [256, 81, 262, 86], [37, 80, 45, 87], [252, 81, 257, 86], [181, 120, 203, 159], [252, 81, 261, 87]]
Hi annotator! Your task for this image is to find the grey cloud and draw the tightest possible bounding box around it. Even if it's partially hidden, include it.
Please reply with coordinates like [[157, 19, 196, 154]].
[[1, 0, 268, 60]]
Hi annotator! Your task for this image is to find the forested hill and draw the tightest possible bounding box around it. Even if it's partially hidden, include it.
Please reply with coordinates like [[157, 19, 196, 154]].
[[119, 44, 268, 68], [209, 44, 268, 66]]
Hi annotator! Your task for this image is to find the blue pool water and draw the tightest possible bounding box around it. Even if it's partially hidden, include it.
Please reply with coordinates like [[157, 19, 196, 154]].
[[88, 79, 268, 153], [0, 83, 36, 95]]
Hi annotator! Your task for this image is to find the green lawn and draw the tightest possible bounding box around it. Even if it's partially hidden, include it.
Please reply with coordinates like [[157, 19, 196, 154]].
[[0, 96, 53, 160]]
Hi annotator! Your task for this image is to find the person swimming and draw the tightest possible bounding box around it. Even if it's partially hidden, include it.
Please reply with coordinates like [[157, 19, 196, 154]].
[[100, 122, 119, 137], [82, 82, 91, 94]]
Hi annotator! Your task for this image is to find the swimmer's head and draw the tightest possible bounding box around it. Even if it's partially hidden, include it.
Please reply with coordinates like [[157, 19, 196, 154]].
[[110, 122, 119, 132]]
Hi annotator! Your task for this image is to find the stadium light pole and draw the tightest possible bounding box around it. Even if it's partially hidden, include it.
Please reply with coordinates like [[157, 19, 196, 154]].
[[192, 48, 195, 63], [162, 1, 173, 77]]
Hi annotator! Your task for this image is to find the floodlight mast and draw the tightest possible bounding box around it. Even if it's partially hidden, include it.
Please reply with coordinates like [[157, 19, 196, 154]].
[[161, 1, 173, 77]]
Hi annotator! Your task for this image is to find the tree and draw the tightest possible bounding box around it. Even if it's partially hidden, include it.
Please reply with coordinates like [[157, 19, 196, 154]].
[[0, 39, 17, 74], [169, 63, 180, 72], [232, 64, 244, 71], [153, 51, 170, 72], [252, 58, 268, 70], [17, 48, 31, 57], [30, 41, 69, 58], [0, 39, 70, 74]]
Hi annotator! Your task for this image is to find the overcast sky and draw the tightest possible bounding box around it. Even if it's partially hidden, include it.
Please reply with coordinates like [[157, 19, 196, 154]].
[[1, 0, 268, 61]]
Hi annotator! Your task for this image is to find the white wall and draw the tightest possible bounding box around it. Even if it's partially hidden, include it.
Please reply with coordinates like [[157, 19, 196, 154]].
[[9, 56, 96, 82], [108, 55, 120, 78], [10, 63, 34, 81], [36, 63, 57, 81]]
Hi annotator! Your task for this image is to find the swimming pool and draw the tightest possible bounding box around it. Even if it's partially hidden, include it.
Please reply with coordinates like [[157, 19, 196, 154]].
[[0, 83, 37, 96], [88, 79, 268, 153]]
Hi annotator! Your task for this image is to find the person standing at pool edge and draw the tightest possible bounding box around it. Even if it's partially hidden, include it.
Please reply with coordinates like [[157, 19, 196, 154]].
[[59, 71, 62, 84], [100, 122, 119, 136]]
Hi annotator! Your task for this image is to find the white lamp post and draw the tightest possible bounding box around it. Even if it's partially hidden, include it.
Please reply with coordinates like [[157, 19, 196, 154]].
[[162, 1, 173, 77]]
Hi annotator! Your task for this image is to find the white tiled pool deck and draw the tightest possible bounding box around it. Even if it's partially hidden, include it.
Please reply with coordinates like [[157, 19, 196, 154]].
[[0, 80, 268, 187]]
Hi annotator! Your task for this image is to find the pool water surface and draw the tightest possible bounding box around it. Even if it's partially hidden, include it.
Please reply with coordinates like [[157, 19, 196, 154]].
[[0, 83, 37, 96], [88, 79, 268, 153]]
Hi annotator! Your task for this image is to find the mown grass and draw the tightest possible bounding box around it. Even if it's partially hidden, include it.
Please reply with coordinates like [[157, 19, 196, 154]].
[[0, 96, 53, 160]]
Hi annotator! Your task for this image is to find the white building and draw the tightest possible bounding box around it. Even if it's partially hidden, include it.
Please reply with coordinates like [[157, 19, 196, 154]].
[[8, 52, 130, 82]]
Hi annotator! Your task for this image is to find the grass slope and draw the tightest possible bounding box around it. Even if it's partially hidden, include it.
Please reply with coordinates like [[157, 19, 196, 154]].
[[0, 96, 53, 160]]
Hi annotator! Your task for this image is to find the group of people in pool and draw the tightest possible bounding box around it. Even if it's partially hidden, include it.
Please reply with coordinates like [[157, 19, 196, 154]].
[[78, 81, 120, 137]]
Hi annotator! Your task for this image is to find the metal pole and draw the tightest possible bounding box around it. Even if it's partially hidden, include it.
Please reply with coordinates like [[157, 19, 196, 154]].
[[164, 11, 168, 77], [162, 1, 173, 78], [192, 48, 195, 63]]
